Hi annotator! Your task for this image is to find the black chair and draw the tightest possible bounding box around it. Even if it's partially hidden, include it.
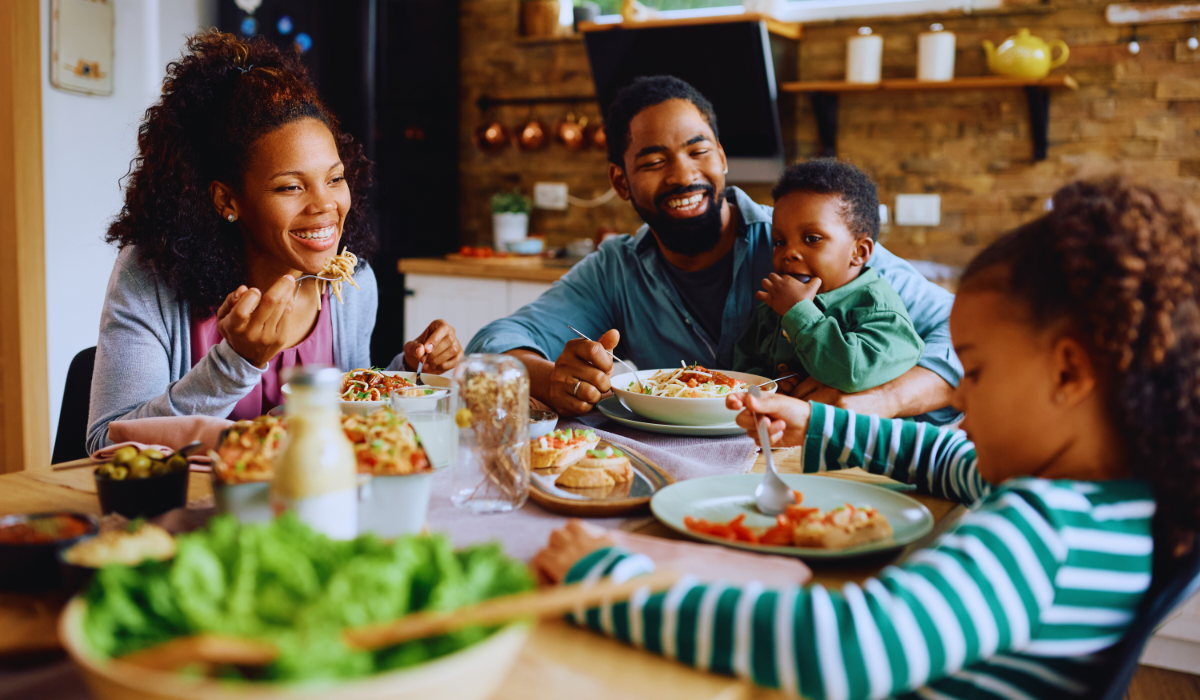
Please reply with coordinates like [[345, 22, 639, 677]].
[[51, 346, 96, 464], [1095, 541, 1200, 700]]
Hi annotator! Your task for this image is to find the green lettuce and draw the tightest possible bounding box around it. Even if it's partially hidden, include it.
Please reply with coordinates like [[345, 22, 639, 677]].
[[82, 514, 533, 681]]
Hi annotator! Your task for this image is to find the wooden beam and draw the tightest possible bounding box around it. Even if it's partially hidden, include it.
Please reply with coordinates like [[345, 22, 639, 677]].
[[0, 0, 49, 473], [578, 13, 801, 40], [1106, 3, 1200, 25]]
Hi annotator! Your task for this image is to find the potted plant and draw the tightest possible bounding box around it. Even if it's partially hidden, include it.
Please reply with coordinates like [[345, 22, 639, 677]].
[[491, 189, 532, 248], [521, 0, 561, 38]]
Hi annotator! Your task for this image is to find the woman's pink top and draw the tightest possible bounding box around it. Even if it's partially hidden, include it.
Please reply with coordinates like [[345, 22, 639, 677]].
[[189, 294, 334, 421]]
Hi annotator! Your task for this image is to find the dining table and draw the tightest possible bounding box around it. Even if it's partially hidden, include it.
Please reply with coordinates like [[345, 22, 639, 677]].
[[0, 434, 964, 700]]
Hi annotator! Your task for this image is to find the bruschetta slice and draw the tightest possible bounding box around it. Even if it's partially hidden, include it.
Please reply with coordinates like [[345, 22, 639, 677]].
[[531, 429, 600, 469]]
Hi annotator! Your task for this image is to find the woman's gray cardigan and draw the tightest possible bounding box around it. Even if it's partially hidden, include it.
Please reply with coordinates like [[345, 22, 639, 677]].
[[87, 245, 398, 453]]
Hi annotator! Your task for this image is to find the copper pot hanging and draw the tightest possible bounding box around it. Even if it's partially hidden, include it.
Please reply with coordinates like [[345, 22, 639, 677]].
[[517, 110, 548, 151], [473, 118, 510, 152], [555, 111, 588, 150]]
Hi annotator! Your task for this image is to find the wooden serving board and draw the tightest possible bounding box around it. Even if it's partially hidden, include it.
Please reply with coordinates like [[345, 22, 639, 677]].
[[444, 253, 543, 266], [528, 443, 673, 517]]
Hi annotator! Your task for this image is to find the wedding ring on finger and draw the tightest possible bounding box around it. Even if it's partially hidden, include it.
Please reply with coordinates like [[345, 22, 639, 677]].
[[573, 380, 582, 398]]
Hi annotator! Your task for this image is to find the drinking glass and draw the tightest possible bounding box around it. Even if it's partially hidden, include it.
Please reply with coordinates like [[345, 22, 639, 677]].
[[450, 354, 531, 514], [392, 385, 456, 470]]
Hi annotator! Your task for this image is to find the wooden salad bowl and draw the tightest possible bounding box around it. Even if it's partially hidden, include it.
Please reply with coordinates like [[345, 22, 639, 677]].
[[58, 598, 531, 700]]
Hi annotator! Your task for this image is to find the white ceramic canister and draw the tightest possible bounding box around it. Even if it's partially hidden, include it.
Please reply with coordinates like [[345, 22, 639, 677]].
[[918, 23, 956, 82], [493, 212, 529, 248], [847, 27, 883, 84]]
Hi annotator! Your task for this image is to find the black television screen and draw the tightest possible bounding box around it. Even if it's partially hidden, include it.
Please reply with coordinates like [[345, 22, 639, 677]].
[[584, 20, 789, 182]]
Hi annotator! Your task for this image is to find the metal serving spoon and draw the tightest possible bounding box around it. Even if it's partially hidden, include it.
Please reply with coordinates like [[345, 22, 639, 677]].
[[566, 325, 645, 392], [749, 384, 793, 516]]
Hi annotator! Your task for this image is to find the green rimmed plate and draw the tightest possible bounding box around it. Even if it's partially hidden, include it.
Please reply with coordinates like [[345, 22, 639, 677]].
[[651, 473, 934, 560]]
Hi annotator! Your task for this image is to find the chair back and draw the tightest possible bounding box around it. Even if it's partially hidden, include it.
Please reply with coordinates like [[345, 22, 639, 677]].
[[1095, 541, 1200, 700], [51, 346, 97, 464]]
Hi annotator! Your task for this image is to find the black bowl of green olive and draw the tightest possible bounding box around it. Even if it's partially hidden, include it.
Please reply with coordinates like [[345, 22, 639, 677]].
[[94, 446, 189, 518]]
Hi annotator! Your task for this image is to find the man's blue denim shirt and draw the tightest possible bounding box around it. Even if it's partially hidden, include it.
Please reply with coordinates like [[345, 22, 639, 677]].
[[466, 187, 963, 424]]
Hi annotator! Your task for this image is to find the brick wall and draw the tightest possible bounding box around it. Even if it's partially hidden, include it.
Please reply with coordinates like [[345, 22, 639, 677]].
[[459, 1, 1200, 264]]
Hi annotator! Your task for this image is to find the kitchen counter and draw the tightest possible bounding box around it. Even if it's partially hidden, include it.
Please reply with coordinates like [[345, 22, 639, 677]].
[[398, 257, 572, 284]]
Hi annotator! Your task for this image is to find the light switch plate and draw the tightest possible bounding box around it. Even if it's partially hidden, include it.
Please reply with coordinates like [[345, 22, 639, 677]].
[[895, 194, 941, 226], [534, 182, 569, 211]]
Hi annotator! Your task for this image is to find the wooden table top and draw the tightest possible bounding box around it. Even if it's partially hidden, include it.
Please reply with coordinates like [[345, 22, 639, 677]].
[[0, 454, 961, 700], [398, 256, 572, 284]]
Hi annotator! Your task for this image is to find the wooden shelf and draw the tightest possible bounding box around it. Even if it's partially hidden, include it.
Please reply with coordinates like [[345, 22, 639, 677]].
[[780, 75, 1079, 93], [515, 34, 583, 46], [786, 75, 1078, 162], [578, 13, 801, 40]]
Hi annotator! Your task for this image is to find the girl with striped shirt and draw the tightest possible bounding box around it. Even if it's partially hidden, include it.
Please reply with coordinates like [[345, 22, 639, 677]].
[[533, 177, 1200, 699]]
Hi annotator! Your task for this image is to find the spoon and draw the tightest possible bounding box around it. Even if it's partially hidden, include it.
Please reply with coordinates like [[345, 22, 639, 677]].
[[565, 325, 645, 392], [749, 384, 793, 516]]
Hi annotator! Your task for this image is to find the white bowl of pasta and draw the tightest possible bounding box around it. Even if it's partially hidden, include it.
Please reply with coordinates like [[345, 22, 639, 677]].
[[282, 369, 452, 416], [611, 365, 776, 427]]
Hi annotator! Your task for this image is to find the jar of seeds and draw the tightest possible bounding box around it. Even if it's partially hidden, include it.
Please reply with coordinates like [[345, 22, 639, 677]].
[[450, 354, 531, 513]]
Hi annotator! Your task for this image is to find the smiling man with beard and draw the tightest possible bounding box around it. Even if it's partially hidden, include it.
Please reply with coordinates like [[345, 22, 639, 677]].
[[467, 76, 961, 423]]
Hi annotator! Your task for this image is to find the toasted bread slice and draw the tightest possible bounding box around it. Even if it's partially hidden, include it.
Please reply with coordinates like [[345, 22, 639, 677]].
[[575, 447, 633, 483], [531, 429, 600, 469], [555, 464, 616, 489], [791, 504, 892, 549]]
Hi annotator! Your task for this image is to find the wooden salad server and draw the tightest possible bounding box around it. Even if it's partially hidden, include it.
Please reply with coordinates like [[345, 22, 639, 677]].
[[119, 569, 681, 672]]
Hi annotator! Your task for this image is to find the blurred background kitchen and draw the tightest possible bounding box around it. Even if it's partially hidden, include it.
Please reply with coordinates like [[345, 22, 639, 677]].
[[14, 0, 1200, 486]]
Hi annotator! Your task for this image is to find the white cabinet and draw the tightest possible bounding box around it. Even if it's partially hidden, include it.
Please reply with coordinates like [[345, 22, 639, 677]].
[[403, 274, 553, 348]]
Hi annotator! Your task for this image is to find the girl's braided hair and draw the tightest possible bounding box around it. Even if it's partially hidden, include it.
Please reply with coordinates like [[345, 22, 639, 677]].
[[962, 176, 1200, 552], [105, 30, 375, 317]]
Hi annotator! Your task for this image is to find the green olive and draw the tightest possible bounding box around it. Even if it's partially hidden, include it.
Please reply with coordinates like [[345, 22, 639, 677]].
[[111, 446, 138, 465], [164, 454, 188, 473], [140, 449, 165, 461], [111, 466, 129, 481], [130, 464, 152, 479], [96, 462, 114, 477], [126, 454, 151, 472]]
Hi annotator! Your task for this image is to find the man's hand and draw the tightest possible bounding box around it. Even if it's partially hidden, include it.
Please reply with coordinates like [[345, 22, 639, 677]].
[[787, 366, 955, 419], [756, 273, 821, 317], [216, 275, 298, 368], [726, 392, 812, 447], [531, 520, 615, 585], [404, 319, 464, 374], [546, 329, 620, 417]]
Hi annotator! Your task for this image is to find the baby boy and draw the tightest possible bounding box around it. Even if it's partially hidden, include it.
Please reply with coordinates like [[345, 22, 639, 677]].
[[733, 159, 923, 394]]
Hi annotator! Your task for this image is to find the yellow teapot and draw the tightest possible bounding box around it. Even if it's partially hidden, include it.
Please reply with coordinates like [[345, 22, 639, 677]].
[[982, 28, 1069, 80]]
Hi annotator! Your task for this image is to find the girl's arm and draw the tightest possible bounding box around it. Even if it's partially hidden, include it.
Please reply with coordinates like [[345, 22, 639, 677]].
[[804, 402, 988, 506], [562, 482, 1137, 700]]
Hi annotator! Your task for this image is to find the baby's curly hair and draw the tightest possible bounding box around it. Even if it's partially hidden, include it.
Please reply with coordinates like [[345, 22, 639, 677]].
[[105, 31, 375, 317], [962, 176, 1200, 552]]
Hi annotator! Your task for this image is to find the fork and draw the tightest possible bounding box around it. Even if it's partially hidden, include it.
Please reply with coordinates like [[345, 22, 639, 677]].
[[566, 325, 645, 392], [415, 361, 426, 386], [294, 274, 341, 283]]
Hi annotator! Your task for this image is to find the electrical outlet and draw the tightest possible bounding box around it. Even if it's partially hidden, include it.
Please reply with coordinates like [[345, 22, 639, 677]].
[[894, 194, 941, 226], [534, 182, 568, 211]]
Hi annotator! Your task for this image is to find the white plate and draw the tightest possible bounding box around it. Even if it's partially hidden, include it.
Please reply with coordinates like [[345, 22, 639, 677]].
[[283, 371, 451, 416], [610, 369, 775, 426], [596, 396, 747, 437]]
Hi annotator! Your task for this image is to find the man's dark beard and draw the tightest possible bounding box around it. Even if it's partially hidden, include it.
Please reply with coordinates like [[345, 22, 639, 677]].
[[631, 184, 725, 257]]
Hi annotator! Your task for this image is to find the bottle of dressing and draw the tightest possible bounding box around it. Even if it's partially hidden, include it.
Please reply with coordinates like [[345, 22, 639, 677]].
[[272, 366, 357, 539]]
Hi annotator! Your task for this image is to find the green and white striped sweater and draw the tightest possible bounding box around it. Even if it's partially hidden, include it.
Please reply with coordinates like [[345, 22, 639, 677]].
[[565, 403, 1156, 699]]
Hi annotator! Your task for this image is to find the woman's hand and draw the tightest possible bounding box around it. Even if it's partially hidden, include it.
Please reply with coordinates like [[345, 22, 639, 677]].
[[404, 320, 464, 374], [726, 391, 812, 447], [216, 275, 298, 368], [531, 520, 615, 586]]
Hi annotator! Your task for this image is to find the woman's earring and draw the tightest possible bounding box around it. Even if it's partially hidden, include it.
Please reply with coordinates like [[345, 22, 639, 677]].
[[227, 214, 237, 222]]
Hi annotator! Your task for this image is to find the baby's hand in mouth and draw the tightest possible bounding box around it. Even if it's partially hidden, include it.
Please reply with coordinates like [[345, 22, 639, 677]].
[[756, 273, 822, 316]]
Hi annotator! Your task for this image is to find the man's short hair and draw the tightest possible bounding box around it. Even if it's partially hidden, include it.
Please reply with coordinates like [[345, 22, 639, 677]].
[[604, 76, 719, 167], [772, 158, 881, 242]]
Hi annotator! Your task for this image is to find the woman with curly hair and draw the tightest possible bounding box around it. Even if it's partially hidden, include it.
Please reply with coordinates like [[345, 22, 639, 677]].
[[535, 175, 1200, 699], [87, 32, 462, 452]]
